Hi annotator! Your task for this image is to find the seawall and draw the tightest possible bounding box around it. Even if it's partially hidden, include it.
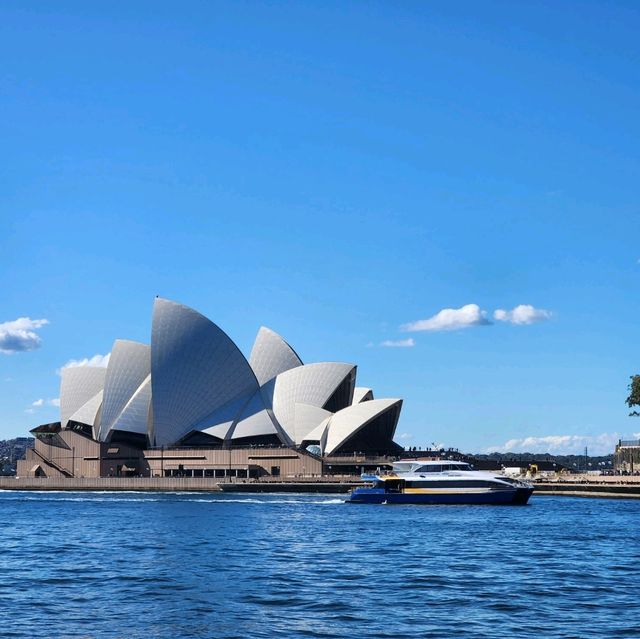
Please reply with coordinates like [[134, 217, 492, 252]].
[[534, 482, 640, 498], [0, 477, 226, 492], [219, 482, 357, 493], [0, 477, 358, 493]]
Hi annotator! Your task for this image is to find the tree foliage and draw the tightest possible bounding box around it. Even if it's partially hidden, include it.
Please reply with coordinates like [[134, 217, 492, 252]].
[[626, 375, 640, 417]]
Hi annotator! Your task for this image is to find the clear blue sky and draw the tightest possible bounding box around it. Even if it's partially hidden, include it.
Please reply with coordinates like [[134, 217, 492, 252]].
[[2, 1, 639, 454]]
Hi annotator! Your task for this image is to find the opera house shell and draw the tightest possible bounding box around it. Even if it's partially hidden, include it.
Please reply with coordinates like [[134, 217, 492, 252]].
[[57, 298, 403, 457]]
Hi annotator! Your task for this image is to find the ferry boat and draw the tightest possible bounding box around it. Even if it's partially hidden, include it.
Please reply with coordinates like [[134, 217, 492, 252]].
[[346, 460, 533, 505]]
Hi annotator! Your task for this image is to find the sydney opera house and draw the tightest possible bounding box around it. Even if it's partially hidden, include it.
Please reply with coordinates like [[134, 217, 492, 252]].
[[18, 298, 403, 479]]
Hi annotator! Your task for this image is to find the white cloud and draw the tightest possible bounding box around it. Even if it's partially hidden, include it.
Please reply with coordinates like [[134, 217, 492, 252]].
[[24, 408, 35, 414], [399, 432, 413, 440], [58, 352, 110, 373], [401, 304, 491, 332], [493, 304, 551, 325], [28, 397, 61, 411], [0, 317, 49, 354], [484, 433, 620, 456], [380, 338, 415, 348]]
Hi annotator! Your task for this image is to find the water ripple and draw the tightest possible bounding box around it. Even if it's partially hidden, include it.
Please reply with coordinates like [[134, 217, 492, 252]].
[[0, 492, 639, 638]]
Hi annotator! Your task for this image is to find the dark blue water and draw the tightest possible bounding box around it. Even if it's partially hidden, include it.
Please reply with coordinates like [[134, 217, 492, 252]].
[[1, 492, 640, 638]]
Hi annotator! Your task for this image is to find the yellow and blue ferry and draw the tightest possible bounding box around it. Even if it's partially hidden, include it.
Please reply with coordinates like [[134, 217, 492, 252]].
[[346, 460, 533, 505]]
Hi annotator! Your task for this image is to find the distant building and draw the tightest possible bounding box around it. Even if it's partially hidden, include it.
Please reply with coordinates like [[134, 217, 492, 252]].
[[0, 437, 34, 475], [18, 298, 403, 479], [614, 439, 640, 474]]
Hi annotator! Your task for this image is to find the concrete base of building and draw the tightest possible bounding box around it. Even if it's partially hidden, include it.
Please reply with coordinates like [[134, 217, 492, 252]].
[[0, 476, 361, 493], [219, 481, 359, 493], [1, 476, 224, 491]]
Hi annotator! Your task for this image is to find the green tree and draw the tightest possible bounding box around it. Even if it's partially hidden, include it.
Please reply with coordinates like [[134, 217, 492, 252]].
[[626, 375, 640, 416]]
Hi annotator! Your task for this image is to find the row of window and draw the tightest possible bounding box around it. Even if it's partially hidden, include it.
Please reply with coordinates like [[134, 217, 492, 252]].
[[404, 480, 504, 489], [162, 467, 271, 478], [415, 464, 472, 473]]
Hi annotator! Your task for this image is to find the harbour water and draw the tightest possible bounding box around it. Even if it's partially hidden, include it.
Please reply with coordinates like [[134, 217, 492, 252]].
[[1, 492, 639, 638]]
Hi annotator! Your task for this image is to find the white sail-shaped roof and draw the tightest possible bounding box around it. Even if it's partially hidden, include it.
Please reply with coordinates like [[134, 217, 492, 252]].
[[191, 393, 254, 442], [68, 390, 104, 433], [323, 398, 402, 455], [54, 296, 404, 453], [231, 414, 280, 440], [300, 416, 331, 452], [109, 374, 151, 438], [150, 298, 260, 446], [352, 387, 374, 404], [265, 362, 356, 441], [97, 340, 150, 441], [293, 403, 332, 445], [249, 327, 303, 385], [60, 366, 107, 428], [187, 388, 285, 443], [230, 389, 285, 442]]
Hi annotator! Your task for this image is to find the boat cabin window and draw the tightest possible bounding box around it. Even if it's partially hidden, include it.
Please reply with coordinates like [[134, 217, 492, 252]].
[[384, 479, 404, 493], [415, 463, 472, 473]]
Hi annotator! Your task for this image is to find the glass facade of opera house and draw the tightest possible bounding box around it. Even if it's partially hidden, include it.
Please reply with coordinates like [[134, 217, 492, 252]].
[[17, 298, 403, 479]]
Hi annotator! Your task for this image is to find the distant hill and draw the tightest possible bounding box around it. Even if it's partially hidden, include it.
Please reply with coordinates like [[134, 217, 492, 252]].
[[0, 437, 34, 476], [472, 451, 614, 472], [399, 447, 613, 472]]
